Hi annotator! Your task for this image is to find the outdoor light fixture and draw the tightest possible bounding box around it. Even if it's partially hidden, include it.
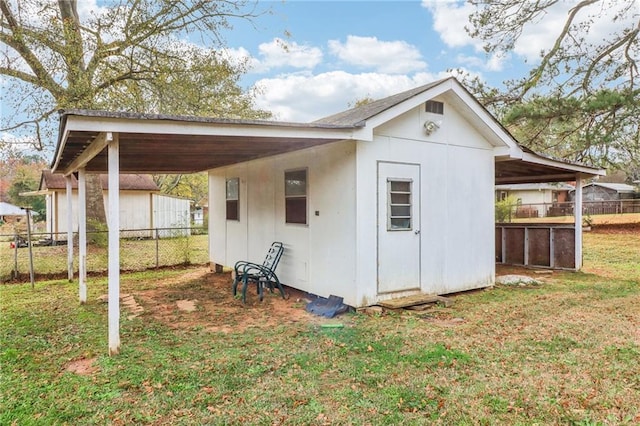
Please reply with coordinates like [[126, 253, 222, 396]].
[[423, 120, 440, 136]]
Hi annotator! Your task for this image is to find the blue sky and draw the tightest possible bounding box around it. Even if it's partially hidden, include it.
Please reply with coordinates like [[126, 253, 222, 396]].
[[210, 0, 631, 122], [2, 0, 631, 157], [219, 0, 526, 121]]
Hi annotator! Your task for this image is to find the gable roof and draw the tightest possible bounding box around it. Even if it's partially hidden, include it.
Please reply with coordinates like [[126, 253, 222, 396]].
[[50, 77, 604, 184], [584, 182, 636, 193], [0, 201, 28, 216], [40, 170, 158, 191], [315, 78, 449, 126]]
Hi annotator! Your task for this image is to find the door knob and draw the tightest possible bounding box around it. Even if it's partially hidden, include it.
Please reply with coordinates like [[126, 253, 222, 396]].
[[414, 229, 421, 235]]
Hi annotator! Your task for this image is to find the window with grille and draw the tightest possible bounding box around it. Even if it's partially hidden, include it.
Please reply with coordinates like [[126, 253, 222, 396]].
[[285, 169, 307, 224], [387, 179, 412, 230], [226, 178, 239, 221]]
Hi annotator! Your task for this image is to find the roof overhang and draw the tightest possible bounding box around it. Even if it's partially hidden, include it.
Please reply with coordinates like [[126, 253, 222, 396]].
[[495, 151, 605, 184], [51, 110, 362, 175]]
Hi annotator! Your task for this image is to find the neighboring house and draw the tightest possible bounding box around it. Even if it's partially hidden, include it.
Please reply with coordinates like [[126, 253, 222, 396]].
[[572, 182, 638, 201], [51, 77, 605, 312], [192, 204, 208, 226], [37, 170, 190, 239], [0, 201, 31, 225], [495, 183, 574, 218], [569, 182, 639, 215]]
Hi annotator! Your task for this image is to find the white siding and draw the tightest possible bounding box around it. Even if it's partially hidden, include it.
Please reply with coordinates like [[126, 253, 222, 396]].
[[210, 97, 497, 308], [151, 194, 191, 237], [48, 191, 189, 239], [356, 99, 495, 306], [209, 141, 358, 304]]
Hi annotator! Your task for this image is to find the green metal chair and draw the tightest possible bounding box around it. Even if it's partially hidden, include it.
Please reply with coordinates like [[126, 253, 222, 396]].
[[232, 242, 285, 303]]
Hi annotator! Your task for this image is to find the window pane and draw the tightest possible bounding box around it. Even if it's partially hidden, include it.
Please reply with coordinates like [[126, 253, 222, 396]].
[[390, 218, 411, 230], [391, 205, 411, 217], [391, 193, 410, 204], [390, 181, 410, 192], [285, 170, 307, 196], [388, 179, 412, 231], [285, 198, 307, 224], [226, 178, 239, 200], [226, 200, 238, 221]]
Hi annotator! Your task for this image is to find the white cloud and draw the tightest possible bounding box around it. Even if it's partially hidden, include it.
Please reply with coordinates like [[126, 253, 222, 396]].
[[422, 0, 481, 50], [233, 38, 323, 73], [423, 0, 638, 64], [328, 35, 427, 74], [256, 38, 323, 71], [456, 52, 508, 72], [253, 70, 453, 122]]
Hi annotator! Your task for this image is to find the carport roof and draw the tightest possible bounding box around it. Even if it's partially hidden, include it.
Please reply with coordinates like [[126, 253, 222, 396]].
[[52, 110, 361, 175], [51, 79, 604, 183]]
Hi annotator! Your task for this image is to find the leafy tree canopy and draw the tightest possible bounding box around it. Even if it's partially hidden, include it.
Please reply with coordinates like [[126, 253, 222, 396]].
[[1, 0, 270, 152], [465, 0, 639, 177]]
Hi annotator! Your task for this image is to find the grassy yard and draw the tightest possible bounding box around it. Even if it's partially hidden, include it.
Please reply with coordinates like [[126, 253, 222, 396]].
[[1, 229, 639, 425], [0, 234, 210, 282]]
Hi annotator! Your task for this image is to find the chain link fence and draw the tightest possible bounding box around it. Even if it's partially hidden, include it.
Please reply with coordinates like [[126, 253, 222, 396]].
[[0, 227, 208, 283]]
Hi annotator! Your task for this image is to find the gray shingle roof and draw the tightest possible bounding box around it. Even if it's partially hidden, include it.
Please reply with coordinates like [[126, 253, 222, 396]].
[[314, 77, 452, 126], [40, 170, 159, 191]]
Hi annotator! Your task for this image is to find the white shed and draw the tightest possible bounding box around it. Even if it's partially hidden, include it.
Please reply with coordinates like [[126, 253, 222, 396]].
[[207, 79, 601, 307], [37, 171, 190, 239], [50, 77, 604, 354]]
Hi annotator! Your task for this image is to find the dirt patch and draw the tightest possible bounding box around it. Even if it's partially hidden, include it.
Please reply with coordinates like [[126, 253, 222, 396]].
[[132, 267, 322, 333], [65, 357, 99, 375], [176, 300, 197, 312]]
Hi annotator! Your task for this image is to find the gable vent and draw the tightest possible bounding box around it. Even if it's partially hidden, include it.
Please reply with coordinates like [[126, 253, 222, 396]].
[[425, 100, 444, 115]]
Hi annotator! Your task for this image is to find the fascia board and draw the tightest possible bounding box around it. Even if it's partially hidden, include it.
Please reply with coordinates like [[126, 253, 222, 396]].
[[63, 114, 358, 140], [521, 152, 606, 177]]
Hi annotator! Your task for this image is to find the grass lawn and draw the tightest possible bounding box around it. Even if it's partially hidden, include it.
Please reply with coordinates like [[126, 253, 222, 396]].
[[0, 234, 210, 282], [1, 229, 639, 425]]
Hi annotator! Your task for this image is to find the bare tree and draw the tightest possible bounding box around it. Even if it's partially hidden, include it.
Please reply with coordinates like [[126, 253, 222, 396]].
[[466, 0, 639, 171], [1, 0, 269, 226]]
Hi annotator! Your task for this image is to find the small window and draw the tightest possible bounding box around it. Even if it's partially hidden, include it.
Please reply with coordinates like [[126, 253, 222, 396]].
[[285, 169, 307, 224], [226, 178, 239, 221], [388, 179, 412, 230], [425, 100, 444, 115]]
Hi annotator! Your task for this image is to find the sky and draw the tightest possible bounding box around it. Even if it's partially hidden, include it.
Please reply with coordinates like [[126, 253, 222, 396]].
[[220, 0, 528, 122], [212, 0, 631, 123], [2, 0, 635, 158]]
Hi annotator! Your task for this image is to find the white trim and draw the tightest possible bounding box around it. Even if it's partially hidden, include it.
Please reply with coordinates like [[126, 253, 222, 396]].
[[66, 176, 73, 282], [574, 174, 583, 271], [62, 115, 357, 140], [78, 168, 87, 303], [521, 152, 605, 176], [108, 135, 121, 356], [60, 132, 113, 175]]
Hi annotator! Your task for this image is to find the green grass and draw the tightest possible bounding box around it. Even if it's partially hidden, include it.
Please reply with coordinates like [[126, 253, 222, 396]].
[[1, 230, 639, 425], [0, 234, 209, 282]]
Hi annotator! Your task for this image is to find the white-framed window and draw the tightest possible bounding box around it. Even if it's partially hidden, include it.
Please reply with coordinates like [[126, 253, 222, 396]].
[[226, 178, 239, 221], [387, 179, 412, 230], [285, 169, 307, 224]]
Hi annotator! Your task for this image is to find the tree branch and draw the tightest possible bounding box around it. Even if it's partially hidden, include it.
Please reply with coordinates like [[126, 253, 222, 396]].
[[0, 0, 64, 98], [521, 0, 600, 96]]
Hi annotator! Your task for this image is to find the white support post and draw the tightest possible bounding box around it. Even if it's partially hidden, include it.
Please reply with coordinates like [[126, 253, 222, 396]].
[[78, 168, 87, 303], [107, 133, 121, 355], [65, 175, 74, 282], [574, 174, 583, 270]]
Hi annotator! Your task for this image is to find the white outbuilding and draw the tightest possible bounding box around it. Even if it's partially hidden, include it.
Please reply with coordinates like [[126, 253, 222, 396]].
[[50, 77, 604, 354]]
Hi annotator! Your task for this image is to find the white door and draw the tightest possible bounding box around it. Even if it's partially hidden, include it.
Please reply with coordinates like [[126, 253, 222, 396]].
[[377, 162, 421, 293]]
